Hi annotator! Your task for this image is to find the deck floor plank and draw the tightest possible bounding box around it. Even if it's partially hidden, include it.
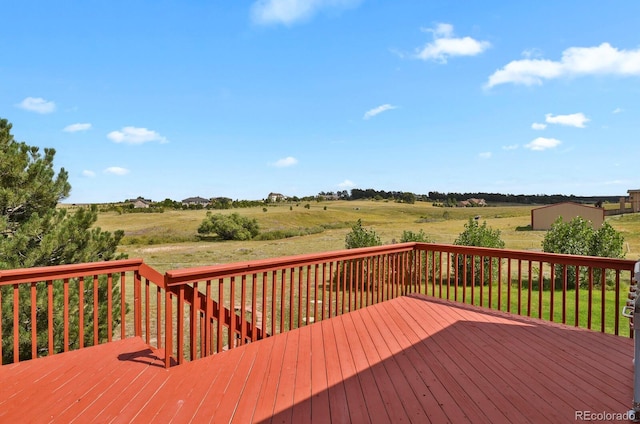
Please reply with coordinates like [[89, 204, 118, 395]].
[[0, 294, 633, 424], [364, 300, 463, 423], [245, 334, 289, 423], [348, 308, 413, 423], [318, 318, 351, 424], [422, 297, 628, 416]]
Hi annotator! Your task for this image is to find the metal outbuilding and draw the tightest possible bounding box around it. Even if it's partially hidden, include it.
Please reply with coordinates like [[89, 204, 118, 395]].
[[531, 202, 604, 230]]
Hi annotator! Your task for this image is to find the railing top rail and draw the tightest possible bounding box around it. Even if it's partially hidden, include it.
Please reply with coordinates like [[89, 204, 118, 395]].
[[165, 243, 417, 285], [0, 258, 144, 286], [416, 243, 637, 270]]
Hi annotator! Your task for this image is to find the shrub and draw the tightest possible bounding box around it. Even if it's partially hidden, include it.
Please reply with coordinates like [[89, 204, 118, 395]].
[[400, 229, 433, 243], [334, 220, 383, 293], [542, 217, 624, 289], [197, 212, 260, 241], [453, 218, 505, 286], [345, 219, 382, 249]]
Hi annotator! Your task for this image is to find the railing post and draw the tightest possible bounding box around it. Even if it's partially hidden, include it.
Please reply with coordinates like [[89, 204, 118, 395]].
[[165, 287, 173, 368]]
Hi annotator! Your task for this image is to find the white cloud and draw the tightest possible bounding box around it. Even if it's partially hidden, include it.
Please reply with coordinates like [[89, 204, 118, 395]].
[[545, 113, 589, 128], [251, 0, 361, 26], [531, 123, 547, 130], [502, 144, 519, 150], [487, 42, 640, 88], [479, 152, 492, 159], [363, 104, 397, 120], [16, 97, 56, 114], [64, 123, 92, 133], [338, 179, 356, 188], [524, 137, 562, 151], [104, 167, 130, 176], [107, 127, 168, 144], [272, 156, 298, 167], [612, 107, 623, 114], [82, 170, 96, 178], [415, 23, 490, 63]]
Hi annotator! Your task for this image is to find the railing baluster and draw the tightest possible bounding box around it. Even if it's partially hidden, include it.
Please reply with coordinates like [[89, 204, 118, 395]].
[[63, 278, 69, 353], [562, 266, 568, 324], [217, 280, 224, 354], [48, 280, 53, 355], [240, 275, 247, 345], [497, 258, 502, 311], [229, 277, 236, 349], [261, 272, 267, 339], [252, 274, 258, 342], [177, 284, 185, 363], [31, 282, 37, 359], [587, 267, 593, 330], [120, 272, 126, 341], [537, 262, 543, 319], [517, 260, 522, 315], [93, 275, 99, 347], [165, 290, 173, 368], [600, 271, 606, 333], [549, 263, 555, 322], [191, 281, 199, 359], [527, 261, 532, 317], [328, 262, 334, 319], [271, 271, 276, 336], [13, 283, 19, 362], [157, 283, 162, 349], [488, 256, 493, 309], [506, 259, 512, 313], [79, 276, 84, 349], [615, 270, 621, 336], [279, 270, 285, 334], [107, 274, 113, 342]]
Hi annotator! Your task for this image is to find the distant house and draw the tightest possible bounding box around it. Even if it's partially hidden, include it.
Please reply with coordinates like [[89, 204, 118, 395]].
[[628, 189, 640, 213], [267, 192, 287, 202], [458, 198, 487, 207], [531, 202, 604, 230], [182, 196, 210, 207], [128, 197, 152, 208]]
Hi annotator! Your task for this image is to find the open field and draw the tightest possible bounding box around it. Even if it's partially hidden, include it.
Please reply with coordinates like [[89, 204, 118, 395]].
[[93, 200, 640, 273]]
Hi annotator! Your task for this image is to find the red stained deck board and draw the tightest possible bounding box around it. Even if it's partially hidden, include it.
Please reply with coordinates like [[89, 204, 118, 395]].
[[387, 298, 523, 423], [0, 295, 634, 423], [339, 312, 391, 424], [247, 334, 289, 423], [331, 314, 372, 424], [412, 298, 585, 419], [347, 310, 412, 423], [417, 296, 631, 414], [317, 318, 351, 424], [307, 321, 331, 424], [290, 325, 313, 424], [363, 302, 464, 423]]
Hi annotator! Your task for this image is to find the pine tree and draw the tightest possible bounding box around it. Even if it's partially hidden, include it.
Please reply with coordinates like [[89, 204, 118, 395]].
[[0, 118, 126, 362]]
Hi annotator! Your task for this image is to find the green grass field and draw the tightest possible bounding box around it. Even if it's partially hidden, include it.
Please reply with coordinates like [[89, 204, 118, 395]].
[[93, 200, 640, 273]]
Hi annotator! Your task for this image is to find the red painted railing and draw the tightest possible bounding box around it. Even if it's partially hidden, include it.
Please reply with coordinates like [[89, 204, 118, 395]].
[[0, 243, 636, 368], [0, 259, 168, 365]]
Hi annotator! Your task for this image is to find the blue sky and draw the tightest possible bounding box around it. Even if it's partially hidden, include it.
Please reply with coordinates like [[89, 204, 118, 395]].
[[2, 1, 640, 203]]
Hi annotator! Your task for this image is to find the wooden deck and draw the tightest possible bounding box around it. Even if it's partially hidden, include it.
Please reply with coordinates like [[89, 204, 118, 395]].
[[0, 294, 634, 423]]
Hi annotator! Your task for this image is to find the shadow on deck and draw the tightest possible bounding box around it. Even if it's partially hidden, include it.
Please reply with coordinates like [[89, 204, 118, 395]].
[[0, 294, 633, 423]]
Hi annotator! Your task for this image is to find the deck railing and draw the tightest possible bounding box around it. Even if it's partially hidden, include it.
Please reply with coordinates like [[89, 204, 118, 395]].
[[0, 243, 636, 368], [0, 259, 167, 365]]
